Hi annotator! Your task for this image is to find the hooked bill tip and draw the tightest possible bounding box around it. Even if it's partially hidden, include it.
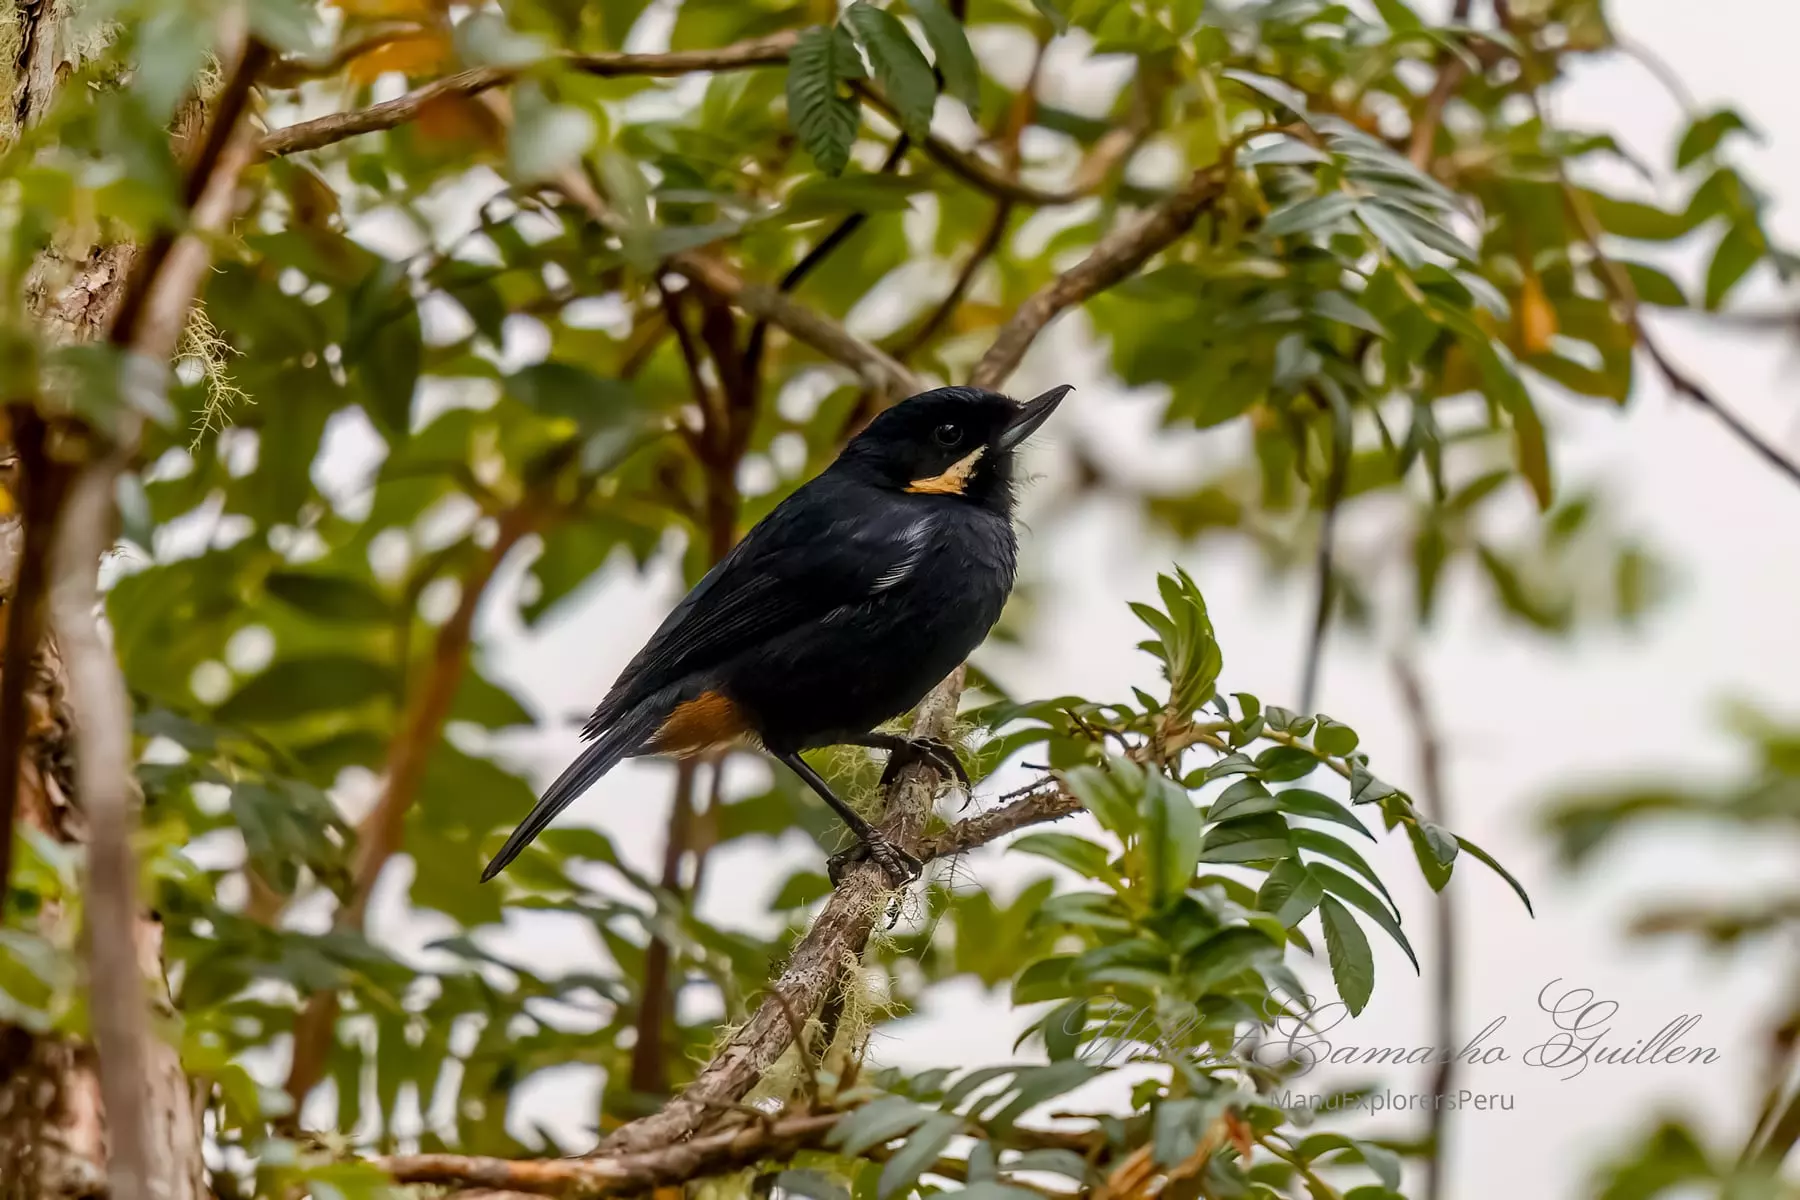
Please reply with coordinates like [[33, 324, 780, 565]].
[[997, 383, 1073, 452]]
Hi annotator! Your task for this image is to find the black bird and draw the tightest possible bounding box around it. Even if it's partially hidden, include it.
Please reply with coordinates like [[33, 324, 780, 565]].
[[482, 383, 1072, 885]]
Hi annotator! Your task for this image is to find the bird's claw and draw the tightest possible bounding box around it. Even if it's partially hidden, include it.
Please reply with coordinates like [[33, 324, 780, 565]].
[[879, 736, 972, 790], [827, 836, 922, 889]]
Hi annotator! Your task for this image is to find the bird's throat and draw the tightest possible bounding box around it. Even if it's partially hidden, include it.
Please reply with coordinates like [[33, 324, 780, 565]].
[[906, 445, 986, 495]]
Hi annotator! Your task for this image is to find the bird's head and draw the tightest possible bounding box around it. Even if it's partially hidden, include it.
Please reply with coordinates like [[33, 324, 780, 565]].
[[835, 384, 1072, 511]]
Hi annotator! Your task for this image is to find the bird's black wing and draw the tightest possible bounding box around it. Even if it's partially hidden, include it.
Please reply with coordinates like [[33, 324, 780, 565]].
[[583, 477, 913, 738]]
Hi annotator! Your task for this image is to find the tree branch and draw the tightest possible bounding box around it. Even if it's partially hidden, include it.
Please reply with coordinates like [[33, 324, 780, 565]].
[[855, 84, 1143, 208], [259, 32, 799, 158], [671, 251, 923, 398], [969, 156, 1235, 389], [43, 24, 266, 1200], [916, 780, 1081, 861], [283, 501, 544, 1112], [386, 1112, 840, 1198], [597, 668, 966, 1156]]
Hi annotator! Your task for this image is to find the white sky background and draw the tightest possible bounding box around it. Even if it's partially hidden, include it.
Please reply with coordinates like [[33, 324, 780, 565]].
[[319, 3, 1800, 1196]]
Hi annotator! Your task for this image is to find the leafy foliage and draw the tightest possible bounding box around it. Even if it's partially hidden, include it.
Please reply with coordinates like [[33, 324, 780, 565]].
[[0, 0, 1787, 1196]]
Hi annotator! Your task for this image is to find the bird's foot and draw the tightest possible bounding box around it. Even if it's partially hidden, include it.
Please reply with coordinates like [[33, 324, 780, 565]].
[[827, 835, 922, 889], [878, 736, 971, 790]]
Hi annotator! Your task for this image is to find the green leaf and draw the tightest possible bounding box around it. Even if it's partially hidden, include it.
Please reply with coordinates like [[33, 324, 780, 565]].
[[1041, 998, 1087, 1061], [845, 3, 937, 142], [263, 571, 390, 623], [1406, 823, 1454, 892], [906, 0, 980, 109], [830, 1096, 932, 1156], [506, 361, 636, 431], [1677, 108, 1753, 169], [1264, 193, 1358, 239], [1012, 956, 1076, 1004], [1310, 291, 1386, 337], [1065, 760, 1141, 837], [1310, 863, 1418, 972], [1370, 0, 1422, 30], [1028, 0, 1068, 33], [1583, 191, 1696, 241], [216, 657, 394, 724], [1418, 821, 1459, 866], [1199, 814, 1291, 864], [1312, 718, 1359, 757], [878, 1113, 962, 1199], [1012, 832, 1114, 880], [984, 1061, 1100, 1134], [787, 25, 864, 176], [1457, 834, 1535, 915], [1257, 858, 1325, 927], [1224, 70, 1311, 118], [1272, 788, 1374, 841], [1349, 763, 1398, 805], [1292, 829, 1397, 910], [1319, 896, 1374, 1015], [1619, 260, 1688, 307], [1144, 773, 1203, 904], [1207, 779, 1278, 824], [1705, 222, 1764, 310]]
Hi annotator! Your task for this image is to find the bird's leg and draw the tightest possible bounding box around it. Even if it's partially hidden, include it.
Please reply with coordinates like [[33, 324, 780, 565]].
[[779, 752, 921, 887], [848, 733, 972, 790]]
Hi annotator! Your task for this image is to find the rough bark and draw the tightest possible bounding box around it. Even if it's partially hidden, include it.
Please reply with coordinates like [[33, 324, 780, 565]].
[[0, 2, 207, 1196]]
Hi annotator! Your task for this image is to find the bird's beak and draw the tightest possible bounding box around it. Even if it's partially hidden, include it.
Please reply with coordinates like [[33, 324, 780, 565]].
[[996, 384, 1073, 453]]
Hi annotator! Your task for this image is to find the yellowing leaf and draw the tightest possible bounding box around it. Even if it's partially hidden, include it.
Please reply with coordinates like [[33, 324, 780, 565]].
[[348, 31, 451, 82], [1518, 272, 1558, 355], [414, 93, 503, 147]]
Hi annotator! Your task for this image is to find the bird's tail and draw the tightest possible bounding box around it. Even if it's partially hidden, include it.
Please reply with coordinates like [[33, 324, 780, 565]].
[[481, 704, 661, 881]]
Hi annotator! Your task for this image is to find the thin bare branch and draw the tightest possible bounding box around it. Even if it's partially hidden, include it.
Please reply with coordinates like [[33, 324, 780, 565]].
[[262, 23, 433, 88], [855, 84, 1142, 208], [1392, 655, 1458, 1200], [259, 32, 799, 158], [672, 251, 923, 397], [970, 157, 1236, 389], [917, 780, 1081, 861]]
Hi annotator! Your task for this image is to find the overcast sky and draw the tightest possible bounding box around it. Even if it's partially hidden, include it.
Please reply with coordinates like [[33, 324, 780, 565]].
[[322, 3, 1800, 1194]]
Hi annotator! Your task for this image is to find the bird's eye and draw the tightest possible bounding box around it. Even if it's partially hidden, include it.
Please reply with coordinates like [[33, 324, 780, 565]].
[[933, 423, 962, 446]]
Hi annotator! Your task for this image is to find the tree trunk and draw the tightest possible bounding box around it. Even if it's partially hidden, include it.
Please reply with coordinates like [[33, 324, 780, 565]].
[[0, 2, 207, 1197]]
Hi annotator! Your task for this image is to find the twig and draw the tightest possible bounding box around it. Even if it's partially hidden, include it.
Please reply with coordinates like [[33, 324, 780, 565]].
[[969, 156, 1236, 389], [597, 667, 966, 1156], [671, 251, 923, 397], [1392, 656, 1458, 1200], [262, 22, 433, 87], [769, 985, 823, 1100], [1298, 412, 1348, 714], [915, 780, 1080, 861], [283, 501, 545, 1112], [742, 135, 912, 394], [855, 83, 1142, 208], [259, 32, 799, 158], [895, 200, 1011, 363]]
